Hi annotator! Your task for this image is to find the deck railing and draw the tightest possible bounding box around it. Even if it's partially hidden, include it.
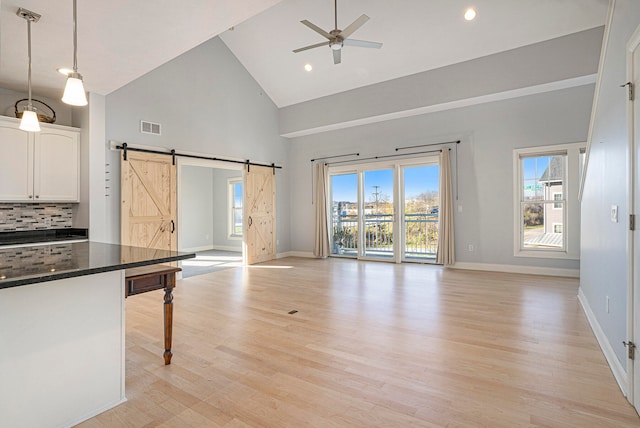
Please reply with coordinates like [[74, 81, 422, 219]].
[[331, 213, 438, 259]]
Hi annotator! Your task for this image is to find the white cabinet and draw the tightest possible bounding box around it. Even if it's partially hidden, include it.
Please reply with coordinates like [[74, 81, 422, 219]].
[[0, 117, 80, 202]]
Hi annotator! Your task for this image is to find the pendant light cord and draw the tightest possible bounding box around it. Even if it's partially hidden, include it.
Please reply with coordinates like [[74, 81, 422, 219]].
[[27, 19, 33, 108], [334, 0, 338, 29], [72, 0, 78, 72]]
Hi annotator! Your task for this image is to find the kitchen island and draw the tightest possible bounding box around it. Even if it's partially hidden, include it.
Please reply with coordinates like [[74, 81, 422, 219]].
[[0, 241, 195, 428]]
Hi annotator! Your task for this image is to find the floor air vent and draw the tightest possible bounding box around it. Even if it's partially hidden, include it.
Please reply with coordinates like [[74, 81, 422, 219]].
[[140, 120, 161, 135]]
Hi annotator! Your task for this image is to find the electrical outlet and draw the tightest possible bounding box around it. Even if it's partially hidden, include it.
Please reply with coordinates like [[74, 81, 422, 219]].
[[468, 244, 474, 252], [458, 204, 463, 213], [611, 205, 618, 223]]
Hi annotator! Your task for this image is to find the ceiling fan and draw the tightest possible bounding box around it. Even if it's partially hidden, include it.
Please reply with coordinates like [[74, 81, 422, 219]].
[[293, 0, 383, 65]]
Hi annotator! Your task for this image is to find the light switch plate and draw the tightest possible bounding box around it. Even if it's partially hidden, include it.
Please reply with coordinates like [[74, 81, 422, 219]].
[[611, 205, 618, 223]]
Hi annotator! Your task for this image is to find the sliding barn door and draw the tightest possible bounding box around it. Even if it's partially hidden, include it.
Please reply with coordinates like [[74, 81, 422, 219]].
[[245, 165, 276, 264], [121, 151, 177, 254]]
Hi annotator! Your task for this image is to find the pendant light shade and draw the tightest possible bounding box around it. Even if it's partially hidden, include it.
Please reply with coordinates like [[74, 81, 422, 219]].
[[19, 108, 40, 132], [62, 0, 87, 106], [62, 72, 87, 106], [17, 8, 41, 132]]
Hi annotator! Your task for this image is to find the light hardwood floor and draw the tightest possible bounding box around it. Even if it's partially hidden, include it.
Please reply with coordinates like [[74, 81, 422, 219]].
[[79, 257, 640, 427]]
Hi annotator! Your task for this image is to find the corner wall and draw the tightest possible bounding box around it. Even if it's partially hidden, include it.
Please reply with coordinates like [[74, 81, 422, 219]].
[[580, 0, 640, 378]]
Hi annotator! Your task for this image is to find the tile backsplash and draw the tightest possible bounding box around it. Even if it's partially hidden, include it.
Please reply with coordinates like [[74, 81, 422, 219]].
[[0, 204, 73, 231]]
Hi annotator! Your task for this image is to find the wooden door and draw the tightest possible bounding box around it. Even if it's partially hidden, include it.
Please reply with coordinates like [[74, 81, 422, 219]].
[[121, 151, 177, 253], [244, 165, 276, 264]]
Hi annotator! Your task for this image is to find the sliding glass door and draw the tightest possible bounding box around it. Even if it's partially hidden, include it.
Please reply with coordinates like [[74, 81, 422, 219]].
[[401, 163, 439, 262], [330, 173, 358, 256], [363, 169, 395, 260], [329, 157, 440, 263]]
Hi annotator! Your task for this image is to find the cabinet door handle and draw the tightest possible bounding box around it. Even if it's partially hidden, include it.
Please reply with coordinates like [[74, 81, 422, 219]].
[[170, 220, 175, 233], [35, 195, 39, 199], [28, 195, 33, 199], [248, 216, 253, 227]]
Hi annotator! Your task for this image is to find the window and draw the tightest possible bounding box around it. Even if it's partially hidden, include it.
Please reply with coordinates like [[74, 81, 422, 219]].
[[553, 193, 563, 209], [513, 143, 584, 259], [228, 178, 243, 238]]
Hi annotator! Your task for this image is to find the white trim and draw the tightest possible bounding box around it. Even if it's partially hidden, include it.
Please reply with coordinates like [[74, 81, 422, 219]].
[[579, 0, 616, 201], [180, 245, 215, 253], [578, 287, 628, 396], [451, 262, 579, 278], [626, 19, 640, 407], [282, 75, 597, 138], [277, 251, 315, 259], [212, 245, 242, 252]]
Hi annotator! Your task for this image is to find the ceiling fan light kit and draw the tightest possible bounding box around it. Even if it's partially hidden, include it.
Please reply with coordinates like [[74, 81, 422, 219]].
[[293, 0, 382, 64]]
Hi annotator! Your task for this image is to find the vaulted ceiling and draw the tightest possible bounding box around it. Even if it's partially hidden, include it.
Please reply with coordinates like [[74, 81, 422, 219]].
[[0, 0, 608, 106]]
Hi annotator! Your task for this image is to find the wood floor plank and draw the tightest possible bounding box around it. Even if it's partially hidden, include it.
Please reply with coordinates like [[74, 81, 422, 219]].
[[77, 257, 640, 427]]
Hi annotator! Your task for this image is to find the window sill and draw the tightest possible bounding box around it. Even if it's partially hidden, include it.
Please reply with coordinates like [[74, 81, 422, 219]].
[[514, 250, 578, 260]]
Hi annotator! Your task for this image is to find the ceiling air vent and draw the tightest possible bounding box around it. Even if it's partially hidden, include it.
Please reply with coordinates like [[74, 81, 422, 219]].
[[140, 120, 161, 135]]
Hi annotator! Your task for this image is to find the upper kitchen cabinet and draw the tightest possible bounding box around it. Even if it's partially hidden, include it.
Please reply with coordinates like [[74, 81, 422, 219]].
[[0, 116, 80, 202]]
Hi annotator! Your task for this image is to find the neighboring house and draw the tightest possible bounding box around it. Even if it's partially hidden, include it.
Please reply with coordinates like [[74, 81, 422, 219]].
[[539, 156, 564, 236]]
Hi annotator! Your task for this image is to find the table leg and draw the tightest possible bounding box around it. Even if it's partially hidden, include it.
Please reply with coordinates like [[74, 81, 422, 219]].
[[163, 282, 174, 365]]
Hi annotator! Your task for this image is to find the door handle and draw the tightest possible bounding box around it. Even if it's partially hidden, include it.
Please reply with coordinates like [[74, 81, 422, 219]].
[[170, 220, 175, 233], [248, 216, 253, 227]]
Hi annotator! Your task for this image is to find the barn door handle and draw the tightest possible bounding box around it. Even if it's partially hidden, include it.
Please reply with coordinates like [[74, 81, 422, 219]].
[[170, 220, 175, 233], [248, 216, 253, 227]]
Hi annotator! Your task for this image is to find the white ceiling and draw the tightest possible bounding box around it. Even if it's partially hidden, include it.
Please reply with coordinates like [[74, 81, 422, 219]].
[[0, 0, 282, 98], [221, 0, 609, 107], [0, 0, 608, 107]]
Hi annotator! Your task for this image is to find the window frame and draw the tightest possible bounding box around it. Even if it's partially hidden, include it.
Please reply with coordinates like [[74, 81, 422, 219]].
[[227, 178, 243, 240], [513, 143, 584, 260]]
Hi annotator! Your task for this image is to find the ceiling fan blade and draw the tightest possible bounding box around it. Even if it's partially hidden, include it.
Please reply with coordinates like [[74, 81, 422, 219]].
[[343, 39, 383, 49], [300, 20, 333, 40], [333, 49, 341, 65], [293, 41, 330, 53], [339, 14, 369, 39]]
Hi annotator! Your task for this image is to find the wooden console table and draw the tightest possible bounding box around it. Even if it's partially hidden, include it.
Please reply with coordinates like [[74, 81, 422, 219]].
[[125, 264, 181, 365]]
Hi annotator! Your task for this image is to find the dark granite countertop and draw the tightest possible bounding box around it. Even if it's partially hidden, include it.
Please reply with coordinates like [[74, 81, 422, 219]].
[[0, 241, 195, 289], [0, 228, 89, 246]]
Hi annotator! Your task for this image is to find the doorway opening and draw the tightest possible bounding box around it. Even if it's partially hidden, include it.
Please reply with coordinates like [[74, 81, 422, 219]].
[[178, 160, 244, 278]]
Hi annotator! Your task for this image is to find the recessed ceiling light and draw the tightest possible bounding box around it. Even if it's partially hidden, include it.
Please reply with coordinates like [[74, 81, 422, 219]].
[[464, 8, 477, 21], [304, 64, 313, 72], [57, 67, 74, 76]]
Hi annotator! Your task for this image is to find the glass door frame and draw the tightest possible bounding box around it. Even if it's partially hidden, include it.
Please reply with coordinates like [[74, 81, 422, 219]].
[[328, 155, 439, 264]]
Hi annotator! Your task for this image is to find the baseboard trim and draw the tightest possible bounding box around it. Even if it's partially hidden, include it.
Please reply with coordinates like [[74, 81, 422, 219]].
[[180, 245, 213, 253], [577, 287, 628, 396], [211, 245, 242, 252], [451, 262, 579, 278], [67, 397, 128, 428], [277, 251, 315, 259]]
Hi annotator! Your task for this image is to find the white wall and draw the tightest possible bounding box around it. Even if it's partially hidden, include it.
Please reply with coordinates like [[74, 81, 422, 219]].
[[73, 92, 108, 242], [180, 165, 214, 251], [289, 84, 594, 273], [581, 0, 640, 370], [105, 37, 290, 252]]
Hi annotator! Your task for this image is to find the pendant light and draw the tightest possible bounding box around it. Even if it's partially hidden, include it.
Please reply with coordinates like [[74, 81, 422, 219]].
[[62, 0, 87, 106], [17, 8, 41, 132]]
